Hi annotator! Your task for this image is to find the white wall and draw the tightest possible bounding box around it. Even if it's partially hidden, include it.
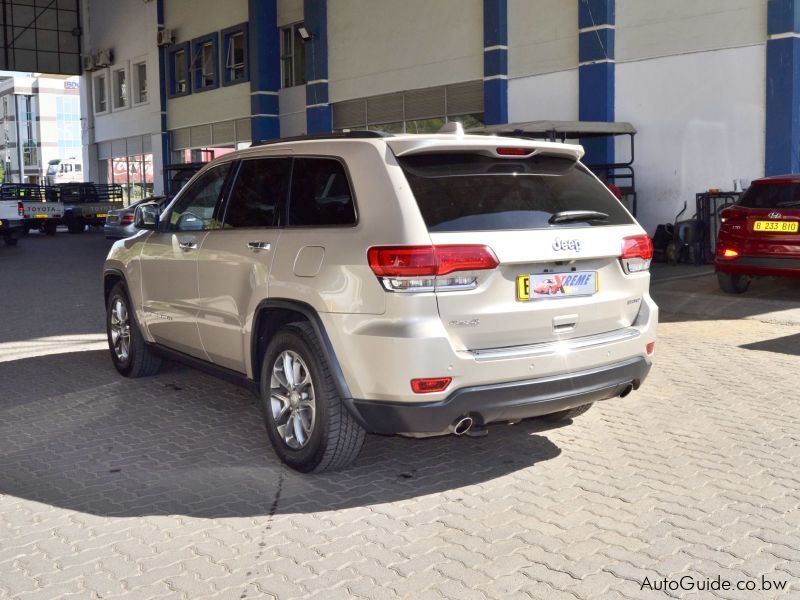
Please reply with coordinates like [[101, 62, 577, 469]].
[[279, 85, 306, 137], [277, 0, 303, 27], [508, 69, 579, 122], [328, 0, 483, 102], [508, 0, 578, 77], [617, 0, 767, 62], [616, 45, 766, 233]]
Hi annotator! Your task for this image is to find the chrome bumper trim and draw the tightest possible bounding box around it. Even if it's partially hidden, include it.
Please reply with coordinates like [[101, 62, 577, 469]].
[[469, 328, 641, 362]]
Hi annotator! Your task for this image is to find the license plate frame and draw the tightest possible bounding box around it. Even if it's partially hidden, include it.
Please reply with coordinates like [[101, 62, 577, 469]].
[[517, 271, 598, 301], [754, 220, 798, 233]]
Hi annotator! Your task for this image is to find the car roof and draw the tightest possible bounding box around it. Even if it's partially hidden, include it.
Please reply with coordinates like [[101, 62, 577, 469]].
[[752, 174, 800, 185]]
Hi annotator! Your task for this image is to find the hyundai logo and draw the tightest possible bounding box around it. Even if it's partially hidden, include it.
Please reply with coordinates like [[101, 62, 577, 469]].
[[768, 212, 782, 219], [552, 238, 581, 252]]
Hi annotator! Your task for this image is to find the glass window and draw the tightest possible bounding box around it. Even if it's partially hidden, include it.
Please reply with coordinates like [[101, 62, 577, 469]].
[[281, 23, 306, 88], [737, 183, 800, 209], [169, 44, 190, 97], [169, 163, 231, 231], [94, 74, 107, 113], [134, 62, 148, 103], [223, 25, 248, 85], [113, 68, 127, 109], [399, 154, 634, 232], [289, 159, 356, 226], [224, 158, 291, 228], [192, 35, 218, 91]]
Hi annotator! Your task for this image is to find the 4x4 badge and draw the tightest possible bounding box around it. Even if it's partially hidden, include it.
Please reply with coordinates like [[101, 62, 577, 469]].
[[552, 238, 581, 252]]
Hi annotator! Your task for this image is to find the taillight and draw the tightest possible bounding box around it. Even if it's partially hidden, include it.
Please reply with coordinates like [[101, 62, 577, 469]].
[[718, 247, 739, 260], [368, 245, 499, 292], [620, 235, 653, 274], [719, 207, 747, 223], [120, 214, 135, 225], [646, 342, 655, 356], [411, 377, 452, 394], [17, 201, 24, 217], [497, 147, 534, 156]]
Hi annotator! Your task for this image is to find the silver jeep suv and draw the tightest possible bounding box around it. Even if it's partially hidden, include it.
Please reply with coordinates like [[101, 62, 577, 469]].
[[103, 130, 657, 472]]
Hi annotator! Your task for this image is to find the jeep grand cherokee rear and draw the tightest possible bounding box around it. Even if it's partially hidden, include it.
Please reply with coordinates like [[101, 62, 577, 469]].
[[103, 132, 657, 473]]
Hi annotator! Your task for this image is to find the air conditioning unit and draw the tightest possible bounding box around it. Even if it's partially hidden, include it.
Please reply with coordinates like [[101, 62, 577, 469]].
[[157, 29, 175, 47], [81, 54, 97, 72], [94, 49, 114, 68]]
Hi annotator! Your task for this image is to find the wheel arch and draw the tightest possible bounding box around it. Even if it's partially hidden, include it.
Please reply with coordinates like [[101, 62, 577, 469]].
[[251, 299, 354, 403]]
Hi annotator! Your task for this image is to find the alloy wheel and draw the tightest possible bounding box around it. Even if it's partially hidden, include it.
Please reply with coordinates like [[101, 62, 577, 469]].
[[270, 350, 316, 449]]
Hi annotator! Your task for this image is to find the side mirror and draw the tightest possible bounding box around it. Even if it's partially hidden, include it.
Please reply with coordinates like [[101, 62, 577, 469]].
[[134, 202, 160, 230]]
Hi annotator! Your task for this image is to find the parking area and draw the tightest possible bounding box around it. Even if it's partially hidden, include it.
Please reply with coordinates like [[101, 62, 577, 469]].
[[1, 232, 799, 599]]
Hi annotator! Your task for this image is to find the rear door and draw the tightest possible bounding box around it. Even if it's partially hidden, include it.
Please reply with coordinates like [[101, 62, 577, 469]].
[[732, 180, 800, 256], [397, 149, 649, 351], [196, 156, 290, 372]]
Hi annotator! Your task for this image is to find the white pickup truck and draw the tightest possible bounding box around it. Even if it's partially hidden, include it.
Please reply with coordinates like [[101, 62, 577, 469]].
[[0, 184, 64, 235], [0, 199, 25, 246]]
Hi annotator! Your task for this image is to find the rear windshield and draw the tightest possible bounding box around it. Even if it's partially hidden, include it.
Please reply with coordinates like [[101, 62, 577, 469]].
[[738, 183, 800, 208], [398, 153, 634, 232]]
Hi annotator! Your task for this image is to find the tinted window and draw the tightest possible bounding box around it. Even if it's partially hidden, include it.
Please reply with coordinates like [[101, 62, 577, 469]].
[[168, 163, 231, 231], [289, 158, 356, 226], [224, 158, 291, 228], [399, 153, 634, 232], [738, 183, 800, 209]]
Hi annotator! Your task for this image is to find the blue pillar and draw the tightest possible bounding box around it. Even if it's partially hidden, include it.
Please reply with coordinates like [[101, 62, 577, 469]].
[[766, 0, 800, 175], [483, 0, 508, 125], [578, 0, 615, 165], [304, 0, 331, 133], [249, 0, 280, 142], [157, 0, 170, 190]]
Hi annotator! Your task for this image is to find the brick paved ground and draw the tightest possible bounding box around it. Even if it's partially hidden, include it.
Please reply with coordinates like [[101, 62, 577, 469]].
[[1, 232, 799, 599]]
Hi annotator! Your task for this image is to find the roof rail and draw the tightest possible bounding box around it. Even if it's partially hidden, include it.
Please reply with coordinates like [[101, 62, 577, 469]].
[[253, 130, 392, 146]]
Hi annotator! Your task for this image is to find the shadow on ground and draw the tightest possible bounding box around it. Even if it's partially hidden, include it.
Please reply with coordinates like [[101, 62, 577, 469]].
[[0, 349, 562, 519], [739, 332, 800, 357]]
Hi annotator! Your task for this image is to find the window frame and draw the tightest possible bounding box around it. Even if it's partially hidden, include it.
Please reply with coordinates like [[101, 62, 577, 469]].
[[285, 156, 360, 229], [280, 22, 306, 89], [191, 33, 220, 93], [111, 62, 130, 111], [163, 160, 234, 232], [222, 23, 249, 87], [92, 70, 110, 115], [167, 41, 191, 98], [132, 57, 149, 106], [219, 156, 292, 229]]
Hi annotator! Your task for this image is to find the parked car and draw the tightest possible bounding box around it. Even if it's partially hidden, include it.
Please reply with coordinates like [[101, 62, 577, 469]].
[[0, 198, 25, 246], [716, 175, 800, 293], [0, 184, 63, 235], [103, 129, 657, 473], [104, 197, 168, 240]]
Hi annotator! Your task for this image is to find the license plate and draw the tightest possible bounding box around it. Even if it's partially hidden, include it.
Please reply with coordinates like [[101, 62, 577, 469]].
[[517, 272, 598, 301], [754, 220, 798, 233], [33, 214, 47, 219], [96, 213, 107, 218]]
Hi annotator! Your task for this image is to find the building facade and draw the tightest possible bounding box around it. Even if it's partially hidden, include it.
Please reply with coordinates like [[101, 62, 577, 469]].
[[79, 0, 789, 232], [0, 74, 82, 184]]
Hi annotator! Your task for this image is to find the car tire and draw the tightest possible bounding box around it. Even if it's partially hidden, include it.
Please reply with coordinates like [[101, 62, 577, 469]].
[[717, 272, 750, 294], [539, 402, 593, 422], [260, 322, 365, 473], [3, 235, 18, 246], [43, 221, 57, 236], [67, 219, 84, 234], [106, 282, 162, 377]]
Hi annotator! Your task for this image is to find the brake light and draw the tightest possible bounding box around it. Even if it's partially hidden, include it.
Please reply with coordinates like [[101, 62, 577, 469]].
[[368, 245, 499, 292], [720, 207, 747, 223], [17, 201, 23, 217], [719, 247, 739, 259], [620, 235, 653, 274], [497, 147, 534, 156], [120, 214, 135, 225], [411, 377, 452, 393]]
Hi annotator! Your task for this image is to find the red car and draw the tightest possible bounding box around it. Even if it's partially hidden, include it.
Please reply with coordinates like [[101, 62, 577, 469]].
[[715, 175, 800, 293]]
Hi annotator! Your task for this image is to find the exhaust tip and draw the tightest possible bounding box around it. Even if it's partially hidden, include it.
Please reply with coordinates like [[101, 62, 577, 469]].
[[450, 416, 473, 436], [619, 383, 634, 398]]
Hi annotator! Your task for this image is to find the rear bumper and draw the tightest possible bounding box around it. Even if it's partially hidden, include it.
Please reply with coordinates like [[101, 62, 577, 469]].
[[346, 356, 651, 435], [715, 256, 800, 277]]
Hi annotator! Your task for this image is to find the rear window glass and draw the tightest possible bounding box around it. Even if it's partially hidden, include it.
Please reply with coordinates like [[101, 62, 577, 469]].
[[399, 153, 634, 232], [738, 183, 800, 208]]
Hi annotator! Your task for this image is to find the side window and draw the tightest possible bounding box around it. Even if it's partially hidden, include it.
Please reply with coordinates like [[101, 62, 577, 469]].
[[288, 158, 356, 226], [223, 157, 291, 228], [169, 163, 231, 231]]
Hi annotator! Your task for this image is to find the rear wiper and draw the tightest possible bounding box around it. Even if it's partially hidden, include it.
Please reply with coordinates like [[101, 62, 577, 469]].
[[549, 210, 609, 224]]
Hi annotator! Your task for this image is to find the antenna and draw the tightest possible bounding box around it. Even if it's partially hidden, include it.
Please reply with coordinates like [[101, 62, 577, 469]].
[[438, 122, 464, 137]]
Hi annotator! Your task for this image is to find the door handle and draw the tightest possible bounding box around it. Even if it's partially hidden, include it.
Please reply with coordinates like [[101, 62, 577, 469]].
[[178, 240, 198, 251], [247, 241, 271, 251]]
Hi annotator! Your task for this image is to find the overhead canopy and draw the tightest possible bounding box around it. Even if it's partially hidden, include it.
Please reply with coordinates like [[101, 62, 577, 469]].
[[474, 120, 637, 139], [0, 0, 81, 75]]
